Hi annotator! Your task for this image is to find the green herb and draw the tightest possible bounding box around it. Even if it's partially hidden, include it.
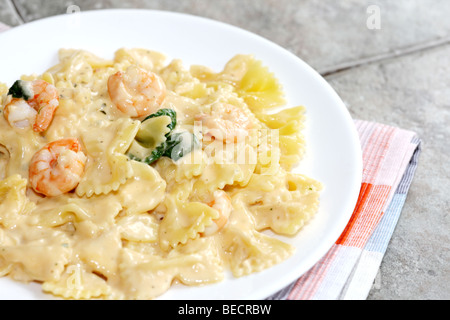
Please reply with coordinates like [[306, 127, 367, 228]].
[[142, 108, 177, 132], [127, 109, 199, 165], [163, 131, 199, 162], [129, 143, 167, 165], [8, 80, 33, 100], [127, 109, 177, 164]]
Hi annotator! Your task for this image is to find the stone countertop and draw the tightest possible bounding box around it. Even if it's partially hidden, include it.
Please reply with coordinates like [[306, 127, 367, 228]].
[[0, 0, 449, 300]]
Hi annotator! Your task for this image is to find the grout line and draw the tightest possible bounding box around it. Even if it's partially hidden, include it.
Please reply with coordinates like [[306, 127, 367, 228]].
[[6, 0, 25, 25], [320, 35, 450, 77]]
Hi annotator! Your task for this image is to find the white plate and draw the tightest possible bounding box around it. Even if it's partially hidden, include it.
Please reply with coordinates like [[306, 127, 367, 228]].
[[0, 9, 362, 300]]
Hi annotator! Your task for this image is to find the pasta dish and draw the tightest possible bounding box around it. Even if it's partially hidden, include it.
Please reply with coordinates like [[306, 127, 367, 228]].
[[0, 48, 322, 299]]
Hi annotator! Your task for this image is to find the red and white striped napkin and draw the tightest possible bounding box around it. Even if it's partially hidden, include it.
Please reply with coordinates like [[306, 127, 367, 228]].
[[270, 120, 421, 300], [0, 22, 422, 300]]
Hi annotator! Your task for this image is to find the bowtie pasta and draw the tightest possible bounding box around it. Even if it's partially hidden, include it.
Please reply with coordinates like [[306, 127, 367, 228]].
[[0, 48, 322, 300]]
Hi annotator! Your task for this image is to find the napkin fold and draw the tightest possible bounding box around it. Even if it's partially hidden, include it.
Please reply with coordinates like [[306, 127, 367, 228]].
[[269, 120, 421, 300], [0, 22, 422, 300]]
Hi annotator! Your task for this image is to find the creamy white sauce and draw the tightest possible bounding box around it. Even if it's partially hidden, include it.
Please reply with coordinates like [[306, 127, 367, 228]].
[[0, 49, 321, 300]]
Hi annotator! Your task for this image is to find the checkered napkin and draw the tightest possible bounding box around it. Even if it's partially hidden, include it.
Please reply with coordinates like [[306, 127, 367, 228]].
[[0, 21, 422, 301], [269, 120, 421, 300]]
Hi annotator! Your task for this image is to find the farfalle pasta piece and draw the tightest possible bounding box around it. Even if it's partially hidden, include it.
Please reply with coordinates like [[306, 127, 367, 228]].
[[235, 57, 286, 112], [118, 237, 224, 300], [169, 237, 224, 286], [191, 54, 252, 84], [43, 264, 111, 300], [67, 195, 123, 231], [0, 263, 12, 278], [222, 228, 294, 277], [0, 175, 35, 229], [191, 54, 285, 113], [231, 171, 322, 235], [115, 161, 166, 215], [48, 49, 117, 98], [117, 214, 160, 243], [255, 127, 282, 175], [126, 109, 176, 164], [29, 201, 91, 228], [30, 194, 123, 234], [158, 195, 220, 251], [192, 140, 258, 196], [153, 155, 205, 200], [213, 195, 294, 277], [0, 129, 42, 179], [220, 199, 294, 277], [0, 232, 71, 282], [279, 135, 306, 170], [76, 117, 140, 197], [114, 48, 167, 73], [74, 229, 122, 279], [160, 59, 209, 98], [172, 150, 208, 181], [47, 49, 111, 88], [191, 161, 255, 198], [256, 106, 307, 170], [153, 157, 194, 201]]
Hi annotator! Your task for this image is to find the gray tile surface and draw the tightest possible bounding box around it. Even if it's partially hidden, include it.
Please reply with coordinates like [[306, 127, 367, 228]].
[[326, 45, 450, 300], [0, 0, 449, 300], [0, 0, 21, 26], [9, 0, 450, 73]]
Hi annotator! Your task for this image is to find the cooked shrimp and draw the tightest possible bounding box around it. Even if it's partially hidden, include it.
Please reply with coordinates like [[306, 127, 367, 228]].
[[3, 98, 38, 130], [4, 79, 59, 133], [202, 190, 233, 237], [108, 65, 166, 118], [195, 103, 252, 143], [29, 138, 87, 197]]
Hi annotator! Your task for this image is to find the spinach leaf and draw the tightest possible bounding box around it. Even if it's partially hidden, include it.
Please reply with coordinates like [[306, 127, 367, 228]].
[[8, 80, 33, 100], [142, 108, 177, 133], [127, 109, 177, 164], [127, 108, 199, 165], [163, 131, 200, 162]]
